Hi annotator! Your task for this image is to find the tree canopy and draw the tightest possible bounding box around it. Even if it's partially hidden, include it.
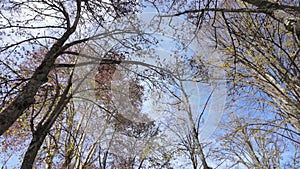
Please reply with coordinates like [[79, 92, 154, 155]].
[[0, 0, 299, 168]]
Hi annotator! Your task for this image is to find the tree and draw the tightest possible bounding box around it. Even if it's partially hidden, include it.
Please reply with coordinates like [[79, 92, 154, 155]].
[[0, 0, 139, 135], [0, 0, 141, 167], [210, 112, 300, 168], [2, 0, 300, 168], [147, 0, 299, 132], [145, 0, 300, 167], [1, 44, 75, 168], [216, 0, 300, 132]]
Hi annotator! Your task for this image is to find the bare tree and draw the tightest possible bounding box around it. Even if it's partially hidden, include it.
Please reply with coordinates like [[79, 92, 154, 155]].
[[0, 0, 139, 135], [211, 112, 300, 168], [149, 0, 300, 131], [2, 0, 299, 168]]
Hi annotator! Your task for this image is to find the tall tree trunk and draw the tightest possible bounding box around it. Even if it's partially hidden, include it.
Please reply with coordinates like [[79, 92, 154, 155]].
[[21, 131, 48, 169], [20, 78, 72, 169], [0, 0, 81, 136]]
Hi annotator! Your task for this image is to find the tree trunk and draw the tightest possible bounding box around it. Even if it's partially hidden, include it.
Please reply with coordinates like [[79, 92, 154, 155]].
[[0, 40, 66, 135], [21, 131, 48, 169], [0, 0, 81, 136], [20, 78, 72, 168], [242, 0, 298, 32]]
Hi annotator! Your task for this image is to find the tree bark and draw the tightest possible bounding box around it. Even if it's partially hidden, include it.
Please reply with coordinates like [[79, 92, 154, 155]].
[[0, 0, 81, 136], [20, 78, 72, 169], [242, 0, 298, 32], [21, 131, 48, 169]]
